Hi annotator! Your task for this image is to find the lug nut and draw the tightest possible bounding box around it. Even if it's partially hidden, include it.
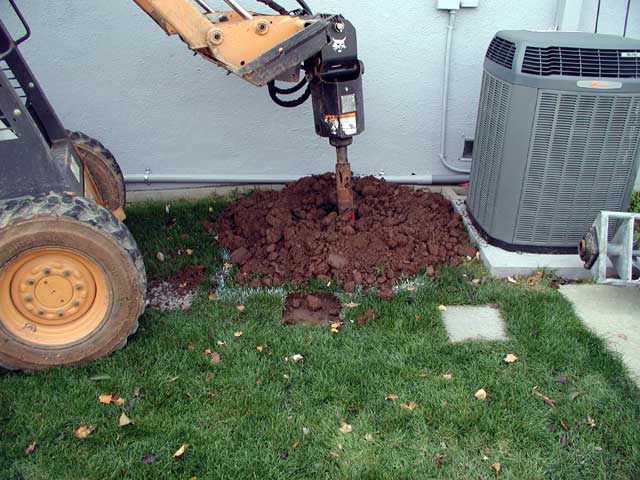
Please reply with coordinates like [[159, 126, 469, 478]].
[[43, 268, 51, 275], [26, 279, 35, 286], [72, 300, 80, 307], [24, 296, 33, 302], [37, 309, 45, 316], [75, 284, 83, 290], [63, 271, 71, 277], [57, 311, 65, 317]]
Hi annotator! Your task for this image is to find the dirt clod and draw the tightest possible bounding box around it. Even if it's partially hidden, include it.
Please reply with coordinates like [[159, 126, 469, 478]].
[[219, 174, 476, 289], [284, 293, 340, 326], [357, 309, 375, 326]]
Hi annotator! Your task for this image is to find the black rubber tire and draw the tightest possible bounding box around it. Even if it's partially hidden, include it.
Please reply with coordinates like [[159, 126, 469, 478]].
[[67, 130, 126, 212], [0, 193, 146, 371]]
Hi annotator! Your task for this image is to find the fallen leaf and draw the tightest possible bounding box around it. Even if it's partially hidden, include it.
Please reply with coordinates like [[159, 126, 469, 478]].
[[142, 452, 155, 464], [74, 424, 95, 440], [443, 373, 453, 380], [570, 391, 584, 401], [173, 444, 188, 460], [234, 331, 243, 338], [345, 302, 360, 309], [186, 249, 193, 256], [561, 434, 568, 447], [302, 427, 310, 436], [156, 252, 165, 263], [475, 389, 488, 401], [471, 278, 482, 285], [438, 305, 447, 312], [594, 446, 603, 452], [236, 305, 246, 313], [185, 344, 194, 351], [207, 391, 216, 398], [490, 462, 501, 474], [210, 352, 221, 364], [339, 422, 353, 433], [527, 271, 544, 287], [118, 413, 133, 427], [532, 387, 556, 407], [292, 440, 300, 449], [503, 354, 518, 364], [217, 340, 225, 346], [208, 292, 217, 301], [560, 420, 569, 431], [440, 441, 448, 450], [132, 387, 142, 398], [179, 282, 187, 289], [223, 263, 233, 270], [586, 415, 597, 428], [329, 451, 340, 458], [365, 433, 374, 442], [256, 345, 264, 352], [507, 276, 518, 284], [24, 441, 36, 456], [400, 401, 418, 412], [385, 394, 399, 401], [286, 354, 304, 363], [330, 321, 344, 333], [432, 453, 447, 467]]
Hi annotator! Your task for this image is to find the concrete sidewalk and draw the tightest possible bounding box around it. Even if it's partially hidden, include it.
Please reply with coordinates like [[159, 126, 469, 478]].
[[560, 284, 640, 385]]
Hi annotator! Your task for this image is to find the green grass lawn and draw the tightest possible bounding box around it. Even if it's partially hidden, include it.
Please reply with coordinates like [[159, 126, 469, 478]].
[[1, 197, 640, 479]]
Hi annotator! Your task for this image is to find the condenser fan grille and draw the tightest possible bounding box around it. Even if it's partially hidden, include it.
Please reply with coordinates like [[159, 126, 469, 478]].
[[486, 36, 516, 69], [522, 46, 640, 78]]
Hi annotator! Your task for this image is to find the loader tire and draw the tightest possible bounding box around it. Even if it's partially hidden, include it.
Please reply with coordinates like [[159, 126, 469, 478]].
[[0, 193, 146, 371], [67, 130, 126, 212]]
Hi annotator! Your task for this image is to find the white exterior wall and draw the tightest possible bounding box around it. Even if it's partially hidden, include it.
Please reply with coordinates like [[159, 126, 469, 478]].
[[2, 0, 639, 190]]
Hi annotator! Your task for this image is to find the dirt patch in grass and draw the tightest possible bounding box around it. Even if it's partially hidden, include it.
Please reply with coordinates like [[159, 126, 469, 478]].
[[283, 293, 341, 326], [219, 173, 476, 290], [147, 265, 207, 312]]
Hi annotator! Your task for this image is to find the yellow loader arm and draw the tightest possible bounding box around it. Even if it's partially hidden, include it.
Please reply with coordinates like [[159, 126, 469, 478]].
[[132, 0, 366, 215]]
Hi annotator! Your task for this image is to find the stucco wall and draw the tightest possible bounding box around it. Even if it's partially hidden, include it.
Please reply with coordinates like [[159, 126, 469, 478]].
[[2, 0, 639, 190]]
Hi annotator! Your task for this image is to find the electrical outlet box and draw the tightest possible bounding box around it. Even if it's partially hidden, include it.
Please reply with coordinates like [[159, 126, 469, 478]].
[[460, 0, 480, 7], [437, 0, 460, 10]]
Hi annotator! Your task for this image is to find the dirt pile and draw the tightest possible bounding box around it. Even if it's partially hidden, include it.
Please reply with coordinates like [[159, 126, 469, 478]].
[[219, 173, 476, 290]]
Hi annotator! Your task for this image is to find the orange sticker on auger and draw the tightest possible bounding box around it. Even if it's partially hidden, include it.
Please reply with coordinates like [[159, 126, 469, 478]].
[[324, 113, 357, 136]]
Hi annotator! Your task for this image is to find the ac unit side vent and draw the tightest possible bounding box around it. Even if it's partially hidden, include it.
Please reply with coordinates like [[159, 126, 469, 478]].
[[486, 37, 516, 70], [468, 71, 512, 227], [515, 91, 640, 245], [522, 46, 640, 78]]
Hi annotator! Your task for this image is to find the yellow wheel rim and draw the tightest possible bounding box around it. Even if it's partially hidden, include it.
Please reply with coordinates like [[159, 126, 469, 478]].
[[0, 248, 109, 347]]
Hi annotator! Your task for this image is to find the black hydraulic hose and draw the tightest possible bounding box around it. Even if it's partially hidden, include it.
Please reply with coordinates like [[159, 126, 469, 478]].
[[295, 0, 313, 15], [270, 77, 308, 95], [255, 0, 288, 15], [268, 80, 312, 108]]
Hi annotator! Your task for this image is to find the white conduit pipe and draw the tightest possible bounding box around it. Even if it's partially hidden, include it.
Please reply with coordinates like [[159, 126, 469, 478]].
[[124, 173, 469, 186], [439, 9, 471, 175]]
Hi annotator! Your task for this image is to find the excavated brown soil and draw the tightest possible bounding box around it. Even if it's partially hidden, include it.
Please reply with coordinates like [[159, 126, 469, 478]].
[[283, 293, 341, 326], [219, 173, 476, 290]]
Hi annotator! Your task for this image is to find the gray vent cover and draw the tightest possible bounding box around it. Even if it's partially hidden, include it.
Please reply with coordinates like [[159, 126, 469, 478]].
[[468, 30, 640, 251]]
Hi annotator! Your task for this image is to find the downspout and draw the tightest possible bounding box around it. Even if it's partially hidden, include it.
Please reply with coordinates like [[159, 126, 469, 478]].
[[439, 9, 471, 175]]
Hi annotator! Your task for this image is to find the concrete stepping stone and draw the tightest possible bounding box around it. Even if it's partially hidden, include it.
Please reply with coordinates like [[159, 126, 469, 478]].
[[442, 305, 508, 343]]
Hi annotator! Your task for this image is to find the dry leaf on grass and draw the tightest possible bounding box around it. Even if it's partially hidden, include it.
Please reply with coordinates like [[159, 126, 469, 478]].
[[223, 263, 233, 270], [74, 424, 96, 440], [385, 394, 399, 401], [208, 292, 217, 301], [173, 444, 188, 460], [208, 351, 221, 364], [339, 422, 353, 433], [561, 434, 568, 447], [330, 321, 344, 334], [292, 440, 300, 449], [217, 340, 225, 346], [432, 453, 447, 467], [527, 271, 544, 286], [442, 373, 453, 380], [24, 442, 36, 456], [98, 394, 124, 406], [586, 415, 597, 428], [234, 331, 243, 338], [474, 389, 488, 401], [156, 252, 165, 263], [507, 276, 518, 284], [329, 451, 340, 458], [532, 387, 556, 407], [256, 345, 264, 352], [286, 354, 304, 363], [118, 413, 133, 427], [236, 305, 246, 313], [345, 302, 360, 309], [490, 462, 501, 474], [503, 353, 518, 364], [438, 305, 447, 312], [400, 401, 418, 412]]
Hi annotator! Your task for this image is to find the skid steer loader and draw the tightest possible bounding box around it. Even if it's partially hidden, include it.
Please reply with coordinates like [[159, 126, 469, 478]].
[[0, 0, 364, 371]]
